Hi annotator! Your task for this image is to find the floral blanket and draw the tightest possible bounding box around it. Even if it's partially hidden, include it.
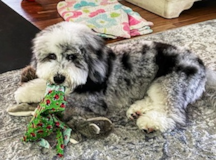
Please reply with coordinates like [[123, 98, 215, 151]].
[[57, 0, 153, 39]]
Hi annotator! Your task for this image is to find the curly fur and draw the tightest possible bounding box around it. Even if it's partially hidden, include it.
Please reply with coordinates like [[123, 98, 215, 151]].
[[14, 22, 215, 132]]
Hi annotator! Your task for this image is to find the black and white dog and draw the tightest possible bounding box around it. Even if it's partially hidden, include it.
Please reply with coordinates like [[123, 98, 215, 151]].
[[14, 22, 216, 133]]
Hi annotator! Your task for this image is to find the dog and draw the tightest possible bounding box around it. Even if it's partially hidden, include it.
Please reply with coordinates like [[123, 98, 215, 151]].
[[13, 21, 216, 133]]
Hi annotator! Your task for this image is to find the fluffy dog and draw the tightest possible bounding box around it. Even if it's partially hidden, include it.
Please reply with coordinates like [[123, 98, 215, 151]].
[[14, 22, 216, 133]]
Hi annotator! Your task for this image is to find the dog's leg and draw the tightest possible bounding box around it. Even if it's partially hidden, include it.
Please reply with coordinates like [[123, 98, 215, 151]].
[[127, 81, 176, 133], [7, 66, 45, 116], [14, 78, 46, 104], [127, 63, 206, 133], [135, 110, 176, 133], [7, 79, 46, 116]]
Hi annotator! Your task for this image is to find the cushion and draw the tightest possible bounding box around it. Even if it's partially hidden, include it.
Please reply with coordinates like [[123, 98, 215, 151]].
[[125, 0, 200, 18]]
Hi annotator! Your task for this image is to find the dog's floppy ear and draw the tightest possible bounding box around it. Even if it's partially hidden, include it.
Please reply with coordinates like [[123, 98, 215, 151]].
[[81, 33, 109, 84]]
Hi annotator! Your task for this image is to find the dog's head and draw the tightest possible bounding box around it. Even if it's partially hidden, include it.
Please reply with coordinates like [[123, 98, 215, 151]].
[[31, 22, 111, 90]]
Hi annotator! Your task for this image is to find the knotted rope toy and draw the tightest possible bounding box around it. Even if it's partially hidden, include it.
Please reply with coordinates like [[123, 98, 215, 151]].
[[22, 83, 71, 158]]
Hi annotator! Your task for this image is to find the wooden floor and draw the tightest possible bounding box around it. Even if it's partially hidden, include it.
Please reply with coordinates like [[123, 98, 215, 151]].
[[2, 0, 216, 43]]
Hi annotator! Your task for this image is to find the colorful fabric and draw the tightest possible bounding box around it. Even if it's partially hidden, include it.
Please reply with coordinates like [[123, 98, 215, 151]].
[[22, 83, 71, 158], [57, 0, 153, 39]]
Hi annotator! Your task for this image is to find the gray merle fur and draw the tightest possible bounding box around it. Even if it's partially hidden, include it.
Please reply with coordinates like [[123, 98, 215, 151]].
[[18, 22, 215, 132]]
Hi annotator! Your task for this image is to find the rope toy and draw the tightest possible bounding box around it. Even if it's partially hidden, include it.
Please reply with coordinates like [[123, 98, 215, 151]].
[[22, 83, 71, 158]]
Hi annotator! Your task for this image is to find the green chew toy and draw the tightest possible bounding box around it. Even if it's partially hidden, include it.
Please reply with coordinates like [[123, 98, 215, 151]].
[[22, 83, 71, 158]]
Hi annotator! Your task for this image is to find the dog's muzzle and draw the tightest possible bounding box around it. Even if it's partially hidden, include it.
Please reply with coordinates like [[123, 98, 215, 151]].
[[54, 74, 65, 84]]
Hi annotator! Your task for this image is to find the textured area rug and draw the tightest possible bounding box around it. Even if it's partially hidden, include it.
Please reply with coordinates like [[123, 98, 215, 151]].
[[0, 19, 216, 160]]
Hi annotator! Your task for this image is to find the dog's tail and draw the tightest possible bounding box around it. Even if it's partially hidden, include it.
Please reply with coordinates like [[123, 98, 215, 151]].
[[206, 69, 216, 89], [205, 69, 216, 108]]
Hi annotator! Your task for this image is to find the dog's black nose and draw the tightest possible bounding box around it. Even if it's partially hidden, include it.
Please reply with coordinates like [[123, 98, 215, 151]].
[[54, 74, 65, 84]]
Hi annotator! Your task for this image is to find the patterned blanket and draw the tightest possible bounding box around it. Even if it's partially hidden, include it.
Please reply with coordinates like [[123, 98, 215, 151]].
[[57, 0, 153, 39]]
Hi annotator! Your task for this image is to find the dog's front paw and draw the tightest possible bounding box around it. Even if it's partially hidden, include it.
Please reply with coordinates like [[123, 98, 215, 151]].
[[15, 78, 46, 103]]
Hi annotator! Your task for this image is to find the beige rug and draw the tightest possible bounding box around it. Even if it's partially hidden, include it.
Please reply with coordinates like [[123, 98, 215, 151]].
[[0, 19, 216, 160]]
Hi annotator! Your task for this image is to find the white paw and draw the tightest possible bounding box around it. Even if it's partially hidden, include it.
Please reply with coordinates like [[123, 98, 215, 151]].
[[14, 79, 46, 103], [126, 98, 151, 120], [136, 116, 160, 133], [136, 112, 175, 133], [126, 104, 144, 120]]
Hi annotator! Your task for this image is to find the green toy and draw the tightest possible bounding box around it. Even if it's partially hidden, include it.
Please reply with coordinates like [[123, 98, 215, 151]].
[[22, 83, 71, 158]]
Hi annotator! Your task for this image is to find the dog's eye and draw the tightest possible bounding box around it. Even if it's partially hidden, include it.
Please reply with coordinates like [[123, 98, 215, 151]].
[[66, 54, 77, 61], [47, 53, 57, 60]]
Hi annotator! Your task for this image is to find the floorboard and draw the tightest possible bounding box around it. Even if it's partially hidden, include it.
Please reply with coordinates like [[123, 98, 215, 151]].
[[2, 0, 216, 44]]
